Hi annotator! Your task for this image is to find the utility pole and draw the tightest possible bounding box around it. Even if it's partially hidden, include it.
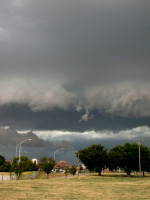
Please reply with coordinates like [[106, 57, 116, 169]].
[[78, 151, 80, 176], [138, 139, 142, 177]]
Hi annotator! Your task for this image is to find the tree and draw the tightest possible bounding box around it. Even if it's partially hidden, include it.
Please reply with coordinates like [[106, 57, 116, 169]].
[[108, 145, 124, 171], [140, 145, 150, 176], [0, 155, 11, 172], [10, 157, 22, 180], [108, 143, 150, 176], [40, 157, 55, 178], [20, 156, 37, 171], [10, 156, 37, 180], [64, 166, 69, 177], [0, 161, 11, 172], [123, 143, 139, 175], [108, 143, 138, 175], [69, 165, 77, 176], [78, 144, 108, 176], [0, 155, 5, 166]]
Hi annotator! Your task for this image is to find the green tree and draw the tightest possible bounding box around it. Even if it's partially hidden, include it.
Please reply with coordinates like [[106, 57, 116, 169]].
[[108, 143, 138, 175], [78, 144, 108, 176], [40, 157, 55, 178], [69, 165, 77, 176], [20, 156, 37, 171], [0, 155, 5, 166], [140, 145, 150, 176], [108, 145, 124, 171], [108, 143, 150, 176], [10, 157, 22, 180], [64, 166, 69, 177], [0, 155, 11, 172], [10, 156, 37, 179], [123, 143, 139, 175], [0, 161, 11, 172]]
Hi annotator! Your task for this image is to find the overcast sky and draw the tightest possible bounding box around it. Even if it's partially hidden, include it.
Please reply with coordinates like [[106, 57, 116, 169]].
[[0, 0, 150, 157], [0, 0, 150, 117]]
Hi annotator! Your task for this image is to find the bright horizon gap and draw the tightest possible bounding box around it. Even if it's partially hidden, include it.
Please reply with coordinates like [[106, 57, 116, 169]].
[[16, 126, 150, 142]]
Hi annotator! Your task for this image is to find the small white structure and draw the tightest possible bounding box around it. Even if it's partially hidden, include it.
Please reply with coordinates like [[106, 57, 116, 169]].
[[0, 174, 16, 181], [32, 158, 38, 165], [81, 164, 86, 170]]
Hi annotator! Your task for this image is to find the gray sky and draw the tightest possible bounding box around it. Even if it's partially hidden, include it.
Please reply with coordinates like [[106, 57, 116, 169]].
[[0, 0, 150, 119], [1, 1, 150, 162]]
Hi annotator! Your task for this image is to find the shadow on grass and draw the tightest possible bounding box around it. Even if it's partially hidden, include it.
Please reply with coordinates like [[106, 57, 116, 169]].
[[92, 173, 150, 178]]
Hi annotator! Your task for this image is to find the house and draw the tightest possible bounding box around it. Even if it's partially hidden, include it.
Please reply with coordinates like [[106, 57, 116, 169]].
[[54, 160, 69, 171], [32, 158, 38, 165]]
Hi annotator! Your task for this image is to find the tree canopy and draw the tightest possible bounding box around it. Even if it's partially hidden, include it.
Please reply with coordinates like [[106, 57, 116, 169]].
[[0, 155, 11, 172], [10, 156, 37, 179], [69, 165, 77, 176], [108, 143, 150, 176], [138, 144, 150, 175], [0, 161, 11, 172], [40, 157, 55, 178], [78, 144, 108, 176], [0, 155, 5, 166]]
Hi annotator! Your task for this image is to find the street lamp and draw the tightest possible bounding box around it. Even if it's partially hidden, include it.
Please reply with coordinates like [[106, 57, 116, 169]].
[[15, 143, 19, 157], [53, 148, 63, 161], [17, 139, 32, 162]]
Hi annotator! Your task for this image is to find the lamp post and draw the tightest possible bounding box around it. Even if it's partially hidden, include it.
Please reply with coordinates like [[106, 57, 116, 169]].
[[15, 143, 19, 157], [18, 139, 32, 162], [53, 148, 63, 161]]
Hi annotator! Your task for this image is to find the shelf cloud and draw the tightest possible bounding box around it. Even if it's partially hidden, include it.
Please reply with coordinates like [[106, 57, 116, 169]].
[[19, 126, 150, 144], [0, 0, 150, 118], [0, 80, 150, 118]]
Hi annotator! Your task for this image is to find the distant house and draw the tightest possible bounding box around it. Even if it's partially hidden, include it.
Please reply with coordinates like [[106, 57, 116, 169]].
[[104, 168, 110, 173], [32, 158, 38, 165], [54, 160, 69, 170]]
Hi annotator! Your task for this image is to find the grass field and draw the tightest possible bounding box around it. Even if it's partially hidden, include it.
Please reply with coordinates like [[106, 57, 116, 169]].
[[0, 173, 150, 200]]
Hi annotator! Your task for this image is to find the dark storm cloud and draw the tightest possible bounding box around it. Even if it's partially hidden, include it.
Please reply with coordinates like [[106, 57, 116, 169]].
[[0, 126, 53, 147], [0, 0, 150, 117], [1, 125, 150, 163], [1, 104, 150, 132]]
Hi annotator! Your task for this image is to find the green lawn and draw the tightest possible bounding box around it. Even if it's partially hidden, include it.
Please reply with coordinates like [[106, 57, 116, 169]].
[[0, 174, 150, 199]]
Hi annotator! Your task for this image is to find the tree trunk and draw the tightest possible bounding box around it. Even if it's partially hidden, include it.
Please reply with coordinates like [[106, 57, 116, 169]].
[[98, 171, 101, 176], [47, 173, 49, 178], [17, 172, 21, 180], [126, 171, 131, 176], [143, 171, 145, 177]]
